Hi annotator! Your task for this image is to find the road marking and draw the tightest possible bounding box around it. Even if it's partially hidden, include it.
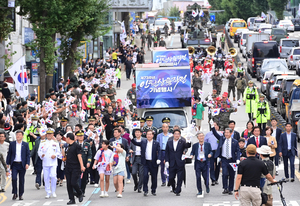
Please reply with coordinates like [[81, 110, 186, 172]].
[[170, 35, 174, 47], [83, 200, 92, 206], [290, 201, 300, 206], [92, 188, 100, 194], [0, 177, 11, 204], [43, 201, 52, 205]]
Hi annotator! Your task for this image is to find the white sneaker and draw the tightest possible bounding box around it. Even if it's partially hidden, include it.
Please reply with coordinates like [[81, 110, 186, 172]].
[[45, 194, 50, 199], [104, 192, 109, 197], [99, 191, 105, 198], [126, 179, 131, 184], [117, 194, 122, 198], [52, 193, 57, 198], [94, 184, 99, 188]]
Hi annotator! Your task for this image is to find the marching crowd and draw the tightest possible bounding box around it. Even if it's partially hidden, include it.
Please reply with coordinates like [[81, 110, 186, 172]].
[[0, 32, 297, 206]]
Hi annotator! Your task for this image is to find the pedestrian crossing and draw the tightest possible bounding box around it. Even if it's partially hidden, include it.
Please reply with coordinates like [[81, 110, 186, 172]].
[[202, 200, 300, 206]]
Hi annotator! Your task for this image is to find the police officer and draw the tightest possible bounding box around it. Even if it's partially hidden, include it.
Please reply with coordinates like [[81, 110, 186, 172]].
[[142, 116, 158, 140], [236, 62, 245, 78], [38, 128, 62, 198], [243, 80, 259, 121], [76, 130, 92, 196], [24, 115, 40, 151], [117, 117, 130, 134], [254, 94, 270, 136], [220, 34, 225, 50], [55, 117, 69, 136], [211, 70, 223, 95], [140, 117, 146, 137], [158, 117, 173, 134]]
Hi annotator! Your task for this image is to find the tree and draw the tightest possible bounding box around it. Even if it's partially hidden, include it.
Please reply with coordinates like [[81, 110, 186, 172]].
[[252, 0, 269, 16], [169, 6, 180, 17], [0, 0, 13, 42], [208, 0, 221, 10], [59, 0, 110, 79], [231, 0, 255, 21], [268, 0, 288, 20]]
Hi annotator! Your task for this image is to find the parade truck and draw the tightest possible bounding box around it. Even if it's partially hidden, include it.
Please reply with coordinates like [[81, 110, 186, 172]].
[[135, 48, 193, 134]]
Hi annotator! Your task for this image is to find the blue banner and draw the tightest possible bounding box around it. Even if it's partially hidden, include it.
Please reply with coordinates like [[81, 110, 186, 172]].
[[24, 27, 35, 44], [136, 69, 191, 108], [152, 50, 189, 66]]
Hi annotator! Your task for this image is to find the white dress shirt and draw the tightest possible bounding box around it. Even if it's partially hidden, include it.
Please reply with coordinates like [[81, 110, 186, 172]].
[[135, 138, 141, 156], [173, 139, 179, 151], [14, 141, 22, 162], [145, 140, 153, 160], [222, 138, 232, 159], [38, 139, 62, 167], [272, 127, 277, 139], [286, 132, 291, 150]]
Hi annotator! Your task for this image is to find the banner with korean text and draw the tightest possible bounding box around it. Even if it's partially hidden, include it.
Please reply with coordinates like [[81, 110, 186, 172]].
[[152, 49, 189, 66]]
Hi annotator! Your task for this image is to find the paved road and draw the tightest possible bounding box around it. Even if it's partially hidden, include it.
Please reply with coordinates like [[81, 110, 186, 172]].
[[0, 33, 300, 206]]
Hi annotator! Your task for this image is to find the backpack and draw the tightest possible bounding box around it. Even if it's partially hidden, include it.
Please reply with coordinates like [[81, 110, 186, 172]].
[[263, 159, 274, 176], [236, 79, 244, 90]]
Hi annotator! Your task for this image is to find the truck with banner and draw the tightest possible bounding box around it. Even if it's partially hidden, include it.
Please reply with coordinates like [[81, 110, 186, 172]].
[[135, 63, 192, 132]]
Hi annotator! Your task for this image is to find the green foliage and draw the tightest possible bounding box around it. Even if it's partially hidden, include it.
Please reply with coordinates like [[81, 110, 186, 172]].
[[252, 0, 269, 16], [2, 42, 17, 69], [0, 0, 13, 42], [267, 0, 289, 20], [157, 9, 168, 17], [208, 0, 220, 10], [169, 6, 180, 17]]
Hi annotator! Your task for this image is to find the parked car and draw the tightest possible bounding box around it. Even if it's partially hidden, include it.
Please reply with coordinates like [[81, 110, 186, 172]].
[[287, 47, 300, 69], [291, 18, 300, 31], [277, 78, 300, 119], [277, 20, 295, 32], [253, 18, 266, 31], [266, 72, 296, 105], [269, 28, 289, 44], [247, 17, 256, 30], [247, 41, 280, 78], [234, 28, 248, 43], [256, 58, 289, 81], [279, 38, 300, 59]]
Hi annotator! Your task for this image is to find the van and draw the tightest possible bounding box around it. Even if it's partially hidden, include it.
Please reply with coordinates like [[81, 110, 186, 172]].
[[240, 31, 254, 57], [247, 41, 280, 77], [253, 18, 266, 31], [229, 19, 247, 38], [279, 38, 300, 59], [154, 19, 171, 34], [226, 18, 242, 33], [247, 17, 256, 30]]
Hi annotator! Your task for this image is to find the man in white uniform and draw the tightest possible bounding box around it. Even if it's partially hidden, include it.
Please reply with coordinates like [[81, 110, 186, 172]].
[[38, 128, 62, 198]]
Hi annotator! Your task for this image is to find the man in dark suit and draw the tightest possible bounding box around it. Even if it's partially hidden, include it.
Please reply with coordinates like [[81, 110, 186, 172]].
[[165, 129, 191, 196], [246, 126, 268, 150], [279, 123, 298, 182], [130, 130, 161, 196], [228, 120, 240, 141], [6, 130, 30, 200], [130, 129, 145, 193], [271, 118, 282, 175], [211, 122, 240, 195], [191, 132, 212, 197], [89, 133, 102, 185]]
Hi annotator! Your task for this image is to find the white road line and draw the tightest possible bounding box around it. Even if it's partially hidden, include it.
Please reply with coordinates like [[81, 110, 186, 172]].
[[291, 201, 300, 206], [43, 202, 52, 205]]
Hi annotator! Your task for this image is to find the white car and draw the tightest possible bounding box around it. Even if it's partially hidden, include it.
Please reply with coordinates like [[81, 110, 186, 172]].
[[153, 19, 171, 34], [258, 24, 272, 33], [287, 47, 300, 69], [277, 20, 295, 32], [253, 18, 266, 31]]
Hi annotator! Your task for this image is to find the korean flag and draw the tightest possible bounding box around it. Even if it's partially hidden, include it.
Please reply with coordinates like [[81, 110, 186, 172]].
[[132, 121, 140, 129]]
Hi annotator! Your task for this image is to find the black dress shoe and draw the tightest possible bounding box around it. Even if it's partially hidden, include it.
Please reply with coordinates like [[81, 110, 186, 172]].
[[144, 192, 148, 196], [215, 181, 219, 185], [138, 189, 142, 193], [0, 189, 5, 192], [67, 200, 76, 205], [175, 193, 180, 196], [291, 178, 295, 182], [222, 189, 229, 194], [78, 194, 83, 202], [161, 182, 166, 186], [134, 186, 138, 191], [152, 192, 156, 196], [228, 191, 233, 195], [211, 181, 215, 186], [12, 194, 18, 200], [19, 196, 23, 200]]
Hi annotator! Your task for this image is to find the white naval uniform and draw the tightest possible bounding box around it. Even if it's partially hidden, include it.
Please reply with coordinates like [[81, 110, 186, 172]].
[[38, 139, 62, 195]]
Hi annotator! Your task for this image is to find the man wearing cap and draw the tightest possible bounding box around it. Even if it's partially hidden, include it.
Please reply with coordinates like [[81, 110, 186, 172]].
[[55, 117, 69, 136], [116, 99, 127, 118], [38, 128, 62, 198], [156, 123, 172, 186], [234, 73, 247, 100], [254, 94, 270, 135], [143, 116, 158, 140], [76, 130, 92, 196], [211, 122, 240, 195], [243, 80, 259, 121], [158, 117, 173, 134], [227, 71, 236, 101], [258, 145, 276, 206], [234, 144, 276, 206], [68, 104, 83, 129], [127, 83, 137, 107], [24, 116, 40, 152], [107, 83, 116, 101]]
